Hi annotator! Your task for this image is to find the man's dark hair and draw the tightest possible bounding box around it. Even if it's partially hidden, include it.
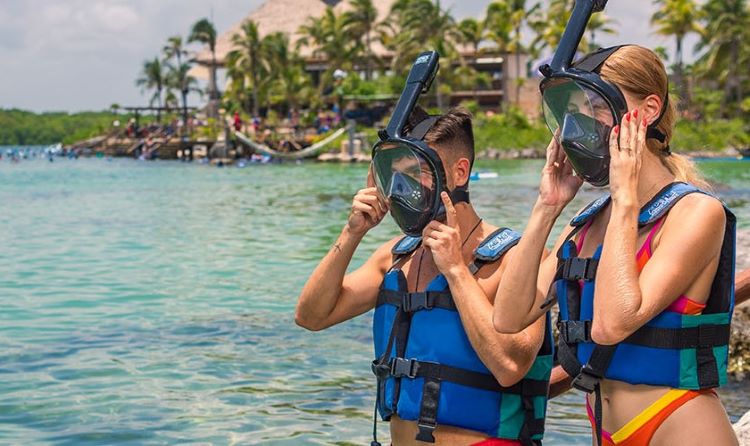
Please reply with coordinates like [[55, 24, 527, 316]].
[[424, 107, 475, 170], [404, 106, 475, 170]]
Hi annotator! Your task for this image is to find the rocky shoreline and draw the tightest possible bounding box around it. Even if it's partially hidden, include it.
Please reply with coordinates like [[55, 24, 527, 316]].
[[477, 147, 747, 160]]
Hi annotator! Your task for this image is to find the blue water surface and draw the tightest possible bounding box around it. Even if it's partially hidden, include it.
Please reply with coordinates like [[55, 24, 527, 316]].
[[1, 156, 748, 445]]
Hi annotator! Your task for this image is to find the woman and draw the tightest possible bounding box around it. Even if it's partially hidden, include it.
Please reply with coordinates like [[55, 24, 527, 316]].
[[492, 45, 738, 445]]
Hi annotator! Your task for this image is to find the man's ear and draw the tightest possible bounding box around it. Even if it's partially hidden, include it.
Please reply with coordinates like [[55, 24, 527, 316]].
[[453, 157, 471, 188]]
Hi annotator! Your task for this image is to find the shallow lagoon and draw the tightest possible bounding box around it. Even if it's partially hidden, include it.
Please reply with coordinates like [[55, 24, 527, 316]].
[[1, 157, 748, 445]]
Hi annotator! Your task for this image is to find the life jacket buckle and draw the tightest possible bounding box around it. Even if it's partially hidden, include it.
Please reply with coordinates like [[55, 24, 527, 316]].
[[390, 357, 419, 379], [572, 365, 602, 393], [562, 257, 598, 281], [557, 320, 592, 344], [371, 360, 391, 380], [416, 422, 437, 443], [403, 292, 431, 312]]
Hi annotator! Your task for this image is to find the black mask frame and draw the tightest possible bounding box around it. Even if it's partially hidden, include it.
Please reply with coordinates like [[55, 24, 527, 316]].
[[371, 51, 469, 236], [538, 0, 668, 186]]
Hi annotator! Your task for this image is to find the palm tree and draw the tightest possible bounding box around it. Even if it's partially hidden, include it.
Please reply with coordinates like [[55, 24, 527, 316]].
[[458, 18, 486, 102], [264, 32, 312, 112], [166, 62, 202, 132], [384, 0, 460, 108], [188, 18, 219, 106], [343, 0, 378, 80], [228, 20, 266, 117], [528, 0, 577, 58], [298, 7, 356, 97], [485, 1, 514, 109], [651, 0, 702, 108], [586, 11, 616, 52], [506, 0, 541, 106], [695, 0, 750, 118], [136, 57, 166, 122], [163, 36, 187, 70]]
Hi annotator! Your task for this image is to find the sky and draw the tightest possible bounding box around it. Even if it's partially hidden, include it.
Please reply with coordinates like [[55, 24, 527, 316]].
[[0, 0, 700, 113]]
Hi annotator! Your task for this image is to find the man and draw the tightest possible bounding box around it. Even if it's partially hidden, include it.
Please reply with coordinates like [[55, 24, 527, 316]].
[[295, 106, 552, 446]]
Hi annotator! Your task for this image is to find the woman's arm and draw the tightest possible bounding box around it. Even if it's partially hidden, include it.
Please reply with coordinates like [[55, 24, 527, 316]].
[[493, 137, 583, 333], [592, 112, 726, 344]]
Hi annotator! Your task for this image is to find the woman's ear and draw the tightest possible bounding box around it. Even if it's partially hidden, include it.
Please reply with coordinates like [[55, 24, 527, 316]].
[[643, 94, 663, 126]]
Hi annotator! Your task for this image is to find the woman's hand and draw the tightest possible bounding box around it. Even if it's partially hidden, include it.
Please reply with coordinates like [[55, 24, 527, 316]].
[[347, 168, 389, 236], [538, 136, 583, 209], [423, 192, 465, 277], [609, 110, 647, 208]]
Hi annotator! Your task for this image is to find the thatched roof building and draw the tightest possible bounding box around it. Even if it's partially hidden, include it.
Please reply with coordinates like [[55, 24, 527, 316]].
[[191, 0, 394, 73], [189, 0, 537, 110]]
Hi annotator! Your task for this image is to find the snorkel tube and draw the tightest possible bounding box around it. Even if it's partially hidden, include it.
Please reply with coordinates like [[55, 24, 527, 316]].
[[381, 51, 439, 140], [543, 0, 609, 74]]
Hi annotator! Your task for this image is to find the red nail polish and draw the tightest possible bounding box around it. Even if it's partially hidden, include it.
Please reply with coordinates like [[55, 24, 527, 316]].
[[634, 109, 639, 118], [642, 118, 648, 126], [613, 125, 619, 134], [625, 113, 630, 121]]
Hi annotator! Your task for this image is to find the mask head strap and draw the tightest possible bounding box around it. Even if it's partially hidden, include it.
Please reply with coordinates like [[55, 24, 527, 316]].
[[576, 45, 670, 147], [409, 116, 439, 141], [572, 45, 627, 73]]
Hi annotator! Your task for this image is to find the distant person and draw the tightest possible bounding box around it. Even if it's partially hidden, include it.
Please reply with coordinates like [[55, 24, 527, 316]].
[[233, 111, 242, 132]]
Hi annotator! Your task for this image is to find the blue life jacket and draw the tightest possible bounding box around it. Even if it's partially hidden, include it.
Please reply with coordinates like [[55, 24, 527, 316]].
[[551, 182, 735, 437], [372, 228, 554, 445]]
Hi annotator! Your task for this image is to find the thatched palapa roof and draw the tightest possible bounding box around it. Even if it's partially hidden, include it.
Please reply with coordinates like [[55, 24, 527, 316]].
[[190, 0, 395, 78]]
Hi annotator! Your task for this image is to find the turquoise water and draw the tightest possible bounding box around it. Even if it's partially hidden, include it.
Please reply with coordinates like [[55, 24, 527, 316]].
[[1, 156, 748, 445]]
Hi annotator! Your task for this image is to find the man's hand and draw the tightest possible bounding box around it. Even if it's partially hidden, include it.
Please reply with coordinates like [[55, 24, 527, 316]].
[[347, 169, 389, 236], [422, 192, 466, 276]]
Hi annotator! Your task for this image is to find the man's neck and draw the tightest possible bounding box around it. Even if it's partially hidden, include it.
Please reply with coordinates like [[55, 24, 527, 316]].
[[454, 203, 483, 243]]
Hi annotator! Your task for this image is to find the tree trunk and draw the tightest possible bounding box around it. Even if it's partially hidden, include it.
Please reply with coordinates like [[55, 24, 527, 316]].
[[515, 26, 522, 107], [365, 27, 373, 81], [157, 87, 163, 123], [731, 38, 741, 118], [675, 36, 687, 110], [435, 74, 444, 110]]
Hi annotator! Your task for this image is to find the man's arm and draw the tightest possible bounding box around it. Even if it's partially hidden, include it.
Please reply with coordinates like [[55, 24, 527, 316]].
[[295, 230, 395, 331], [295, 182, 391, 331], [445, 250, 546, 387]]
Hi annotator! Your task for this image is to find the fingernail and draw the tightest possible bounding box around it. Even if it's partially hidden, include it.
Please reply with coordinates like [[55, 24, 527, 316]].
[[613, 125, 619, 134], [633, 109, 639, 118], [642, 118, 648, 126]]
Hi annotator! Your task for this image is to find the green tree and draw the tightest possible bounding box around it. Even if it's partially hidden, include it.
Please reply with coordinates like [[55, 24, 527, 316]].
[[586, 10, 616, 52], [343, 0, 379, 80], [188, 18, 219, 105], [136, 57, 166, 122], [298, 8, 356, 98], [383, 0, 460, 108], [695, 0, 750, 118], [264, 32, 312, 112], [228, 20, 266, 117], [163, 36, 187, 70], [651, 0, 702, 107], [165, 62, 202, 129]]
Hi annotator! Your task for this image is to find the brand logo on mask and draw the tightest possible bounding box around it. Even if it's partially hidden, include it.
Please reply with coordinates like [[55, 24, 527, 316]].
[[415, 54, 430, 65]]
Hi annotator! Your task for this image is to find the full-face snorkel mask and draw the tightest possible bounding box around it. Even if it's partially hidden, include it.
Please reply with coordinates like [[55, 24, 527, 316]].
[[371, 51, 470, 236], [539, 0, 668, 187]]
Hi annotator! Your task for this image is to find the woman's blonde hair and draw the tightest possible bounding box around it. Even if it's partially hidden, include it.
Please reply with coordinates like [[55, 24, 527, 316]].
[[599, 45, 711, 190]]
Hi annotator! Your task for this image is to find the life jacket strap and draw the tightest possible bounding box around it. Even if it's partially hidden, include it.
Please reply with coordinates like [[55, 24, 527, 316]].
[[382, 357, 549, 395], [559, 257, 599, 281], [377, 289, 456, 312], [415, 378, 441, 443], [557, 320, 592, 344]]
